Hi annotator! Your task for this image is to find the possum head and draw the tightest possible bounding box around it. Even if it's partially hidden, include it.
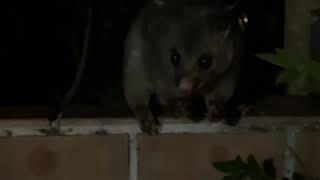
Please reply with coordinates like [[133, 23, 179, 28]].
[[150, 6, 245, 98]]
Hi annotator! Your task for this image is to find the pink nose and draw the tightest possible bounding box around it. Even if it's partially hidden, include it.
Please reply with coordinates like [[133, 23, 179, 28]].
[[178, 78, 193, 96]]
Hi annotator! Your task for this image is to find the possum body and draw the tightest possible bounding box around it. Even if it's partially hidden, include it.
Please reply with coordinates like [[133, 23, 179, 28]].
[[123, 0, 247, 134]]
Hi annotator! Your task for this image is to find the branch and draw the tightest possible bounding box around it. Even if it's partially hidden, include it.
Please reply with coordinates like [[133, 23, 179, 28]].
[[48, 7, 93, 126]]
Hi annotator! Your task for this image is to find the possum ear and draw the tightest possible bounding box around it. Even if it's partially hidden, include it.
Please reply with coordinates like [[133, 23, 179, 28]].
[[222, 13, 248, 39], [238, 12, 248, 32], [225, 1, 248, 32]]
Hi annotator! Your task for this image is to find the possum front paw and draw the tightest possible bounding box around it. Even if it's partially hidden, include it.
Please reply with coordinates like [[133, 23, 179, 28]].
[[140, 117, 161, 135], [207, 105, 221, 123], [133, 105, 161, 135]]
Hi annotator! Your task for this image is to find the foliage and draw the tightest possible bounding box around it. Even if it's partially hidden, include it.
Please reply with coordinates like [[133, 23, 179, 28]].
[[212, 154, 306, 180], [255, 48, 320, 95], [212, 154, 267, 180]]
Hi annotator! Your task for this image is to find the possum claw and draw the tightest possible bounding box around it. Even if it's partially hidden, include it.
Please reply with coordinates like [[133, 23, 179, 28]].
[[133, 105, 161, 135], [140, 117, 161, 135], [207, 105, 221, 123]]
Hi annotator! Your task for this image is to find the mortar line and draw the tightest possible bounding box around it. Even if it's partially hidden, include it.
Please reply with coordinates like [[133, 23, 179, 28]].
[[129, 133, 138, 180], [284, 127, 297, 179], [0, 121, 243, 136]]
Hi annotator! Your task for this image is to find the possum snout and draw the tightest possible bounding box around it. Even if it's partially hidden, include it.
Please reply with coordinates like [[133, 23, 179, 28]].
[[178, 78, 194, 96]]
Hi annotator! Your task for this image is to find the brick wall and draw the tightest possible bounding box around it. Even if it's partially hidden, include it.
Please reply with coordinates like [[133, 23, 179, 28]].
[[0, 117, 318, 180]]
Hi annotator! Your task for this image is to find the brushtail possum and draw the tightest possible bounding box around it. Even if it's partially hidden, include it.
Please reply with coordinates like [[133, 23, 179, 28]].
[[123, 0, 248, 134]]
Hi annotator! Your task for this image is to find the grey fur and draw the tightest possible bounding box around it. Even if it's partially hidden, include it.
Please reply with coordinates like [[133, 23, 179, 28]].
[[123, 1, 246, 134]]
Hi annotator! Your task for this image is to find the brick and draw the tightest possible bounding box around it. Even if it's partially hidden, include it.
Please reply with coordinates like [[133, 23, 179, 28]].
[[138, 133, 286, 180], [0, 135, 128, 180], [295, 132, 320, 178]]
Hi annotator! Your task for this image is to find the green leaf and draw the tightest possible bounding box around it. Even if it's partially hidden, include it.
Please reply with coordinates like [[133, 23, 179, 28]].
[[255, 53, 282, 67], [308, 60, 320, 81], [256, 49, 304, 70], [247, 155, 267, 180], [235, 155, 245, 165], [275, 48, 301, 64], [221, 172, 247, 180], [276, 71, 290, 85], [311, 83, 320, 94], [304, 73, 320, 94], [212, 160, 243, 174], [213, 156, 245, 174], [276, 70, 300, 85], [255, 53, 291, 69]]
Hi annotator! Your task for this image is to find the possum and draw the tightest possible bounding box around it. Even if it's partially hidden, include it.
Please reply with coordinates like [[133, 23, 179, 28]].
[[123, 0, 248, 134]]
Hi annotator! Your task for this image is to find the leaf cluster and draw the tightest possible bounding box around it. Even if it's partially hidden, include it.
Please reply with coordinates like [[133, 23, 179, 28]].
[[256, 49, 320, 94]]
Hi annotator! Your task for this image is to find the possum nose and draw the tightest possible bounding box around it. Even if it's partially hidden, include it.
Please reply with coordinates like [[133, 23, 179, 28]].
[[178, 78, 193, 96]]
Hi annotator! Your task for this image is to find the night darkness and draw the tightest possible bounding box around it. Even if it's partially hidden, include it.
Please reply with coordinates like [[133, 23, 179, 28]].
[[2, 0, 285, 108]]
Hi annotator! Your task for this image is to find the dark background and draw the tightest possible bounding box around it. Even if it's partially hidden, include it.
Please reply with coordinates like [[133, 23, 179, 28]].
[[1, 0, 285, 108]]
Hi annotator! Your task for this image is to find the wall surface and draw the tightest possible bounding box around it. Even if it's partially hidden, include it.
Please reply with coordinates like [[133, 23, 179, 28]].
[[0, 135, 128, 180], [0, 117, 319, 180]]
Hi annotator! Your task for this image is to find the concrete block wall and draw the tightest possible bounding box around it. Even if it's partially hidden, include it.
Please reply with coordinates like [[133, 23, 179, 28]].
[[0, 117, 318, 180], [0, 135, 128, 180]]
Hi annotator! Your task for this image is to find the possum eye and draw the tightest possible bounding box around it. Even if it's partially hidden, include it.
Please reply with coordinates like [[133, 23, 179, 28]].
[[198, 54, 213, 70], [169, 48, 181, 67]]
